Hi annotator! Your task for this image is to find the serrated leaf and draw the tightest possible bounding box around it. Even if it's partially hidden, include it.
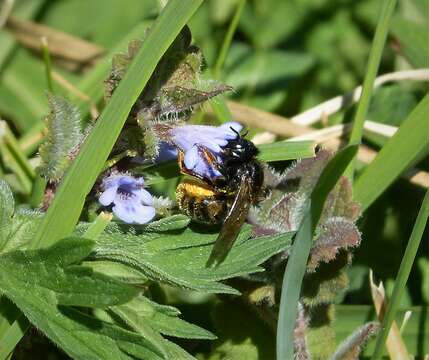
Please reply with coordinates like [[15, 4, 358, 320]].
[[163, 339, 196, 360], [0, 237, 165, 359], [112, 295, 215, 340], [255, 149, 334, 233], [145, 214, 190, 232], [321, 177, 361, 223], [84, 260, 148, 284], [0, 237, 137, 308], [93, 223, 294, 294], [307, 217, 361, 273], [0, 208, 43, 253], [0, 183, 43, 253], [30, 305, 165, 360], [38, 94, 83, 182]]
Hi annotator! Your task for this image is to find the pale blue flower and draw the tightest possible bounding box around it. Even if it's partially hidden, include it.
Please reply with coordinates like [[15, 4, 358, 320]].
[[99, 175, 155, 224], [169, 122, 243, 179]]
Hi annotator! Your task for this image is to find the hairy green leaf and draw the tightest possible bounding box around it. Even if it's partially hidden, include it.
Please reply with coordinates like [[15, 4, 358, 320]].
[[93, 223, 294, 294], [38, 95, 83, 182], [112, 295, 215, 340], [0, 237, 137, 308], [0, 179, 43, 253], [0, 237, 166, 359], [330, 322, 380, 360]]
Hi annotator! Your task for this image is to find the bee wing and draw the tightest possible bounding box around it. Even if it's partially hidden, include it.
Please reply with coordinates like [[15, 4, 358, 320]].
[[206, 174, 252, 267]]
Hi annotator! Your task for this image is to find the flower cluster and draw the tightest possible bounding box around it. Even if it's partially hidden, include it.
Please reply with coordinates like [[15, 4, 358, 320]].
[[99, 122, 243, 224]]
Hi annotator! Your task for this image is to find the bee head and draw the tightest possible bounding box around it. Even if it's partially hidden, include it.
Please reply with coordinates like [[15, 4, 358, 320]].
[[223, 127, 258, 162]]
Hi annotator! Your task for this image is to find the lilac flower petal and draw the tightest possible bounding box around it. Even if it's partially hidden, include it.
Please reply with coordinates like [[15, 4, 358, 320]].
[[184, 145, 200, 169], [132, 205, 156, 224], [200, 141, 222, 153], [112, 193, 154, 224], [220, 121, 243, 133], [99, 186, 117, 206], [112, 201, 137, 224], [137, 188, 154, 206]]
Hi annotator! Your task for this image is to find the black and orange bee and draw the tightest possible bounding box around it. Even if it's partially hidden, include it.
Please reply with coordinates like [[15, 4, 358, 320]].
[[175, 130, 264, 266]]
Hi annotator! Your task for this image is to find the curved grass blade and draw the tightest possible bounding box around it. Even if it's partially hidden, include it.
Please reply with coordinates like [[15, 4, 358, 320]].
[[354, 92, 429, 211], [370, 189, 429, 360], [347, 0, 397, 146], [32, 0, 204, 249], [276, 145, 358, 360]]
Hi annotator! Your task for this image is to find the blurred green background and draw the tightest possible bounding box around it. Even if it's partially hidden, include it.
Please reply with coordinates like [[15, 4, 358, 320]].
[[1, 0, 429, 357]]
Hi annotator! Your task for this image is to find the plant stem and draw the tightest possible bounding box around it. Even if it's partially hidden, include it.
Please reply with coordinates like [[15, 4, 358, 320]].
[[370, 189, 429, 360], [29, 176, 47, 208], [40, 36, 54, 93], [213, 0, 246, 78], [345, 0, 397, 179], [29, 37, 54, 207]]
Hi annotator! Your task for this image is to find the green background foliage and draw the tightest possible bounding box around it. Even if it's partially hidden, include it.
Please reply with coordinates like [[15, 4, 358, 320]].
[[1, 0, 429, 358]]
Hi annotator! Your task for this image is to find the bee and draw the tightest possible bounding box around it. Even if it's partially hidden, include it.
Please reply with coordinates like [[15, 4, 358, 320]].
[[175, 130, 264, 266]]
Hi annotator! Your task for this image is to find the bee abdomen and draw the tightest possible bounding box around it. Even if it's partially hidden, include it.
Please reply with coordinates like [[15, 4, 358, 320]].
[[176, 182, 228, 224]]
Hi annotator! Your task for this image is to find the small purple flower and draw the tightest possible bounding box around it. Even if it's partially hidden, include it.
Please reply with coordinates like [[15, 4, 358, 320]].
[[169, 122, 243, 179], [99, 175, 155, 224]]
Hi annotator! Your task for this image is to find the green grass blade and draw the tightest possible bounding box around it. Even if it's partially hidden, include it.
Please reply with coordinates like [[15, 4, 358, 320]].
[[213, 0, 246, 78], [346, 0, 397, 177], [370, 189, 429, 360], [257, 140, 315, 162], [276, 145, 358, 360], [0, 314, 29, 360], [32, 0, 203, 249], [354, 93, 429, 211]]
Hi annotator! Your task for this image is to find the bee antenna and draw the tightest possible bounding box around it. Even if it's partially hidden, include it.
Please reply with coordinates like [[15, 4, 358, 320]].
[[230, 126, 247, 137]]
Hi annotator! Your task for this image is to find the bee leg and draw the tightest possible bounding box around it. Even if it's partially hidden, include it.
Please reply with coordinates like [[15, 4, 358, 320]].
[[178, 150, 193, 176], [196, 145, 224, 174], [178, 149, 214, 185]]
